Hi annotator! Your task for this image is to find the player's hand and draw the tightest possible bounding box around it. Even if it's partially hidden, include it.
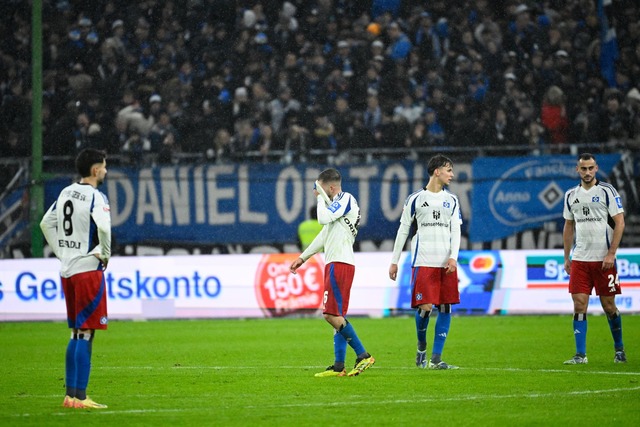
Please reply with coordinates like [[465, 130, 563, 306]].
[[290, 257, 304, 274], [94, 254, 109, 270], [602, 254, 616, 270], [564, 259, 571, 275], [389, 264, 398, 281], [444, 259, 457, 274]]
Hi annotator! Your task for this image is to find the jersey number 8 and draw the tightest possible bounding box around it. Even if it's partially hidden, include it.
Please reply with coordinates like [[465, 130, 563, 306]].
[[63, 200, 74, 236]]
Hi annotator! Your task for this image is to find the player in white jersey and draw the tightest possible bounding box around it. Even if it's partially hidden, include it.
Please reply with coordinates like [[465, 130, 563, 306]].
[[40, 148, 111, 409], [389, 154, 462, 370], [562, 153, 626, 365], [290, 168, 375, 377]]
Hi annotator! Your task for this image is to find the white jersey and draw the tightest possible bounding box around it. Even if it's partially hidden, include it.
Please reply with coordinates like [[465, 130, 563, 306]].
[[563, 180, 624, 262], [40, 182, 112, 278], [391, 188, 462, 267], [300, 192, 360, 265]]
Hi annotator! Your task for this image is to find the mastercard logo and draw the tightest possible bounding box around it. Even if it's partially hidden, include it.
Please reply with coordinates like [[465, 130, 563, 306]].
[[469, 255, 496, 273]]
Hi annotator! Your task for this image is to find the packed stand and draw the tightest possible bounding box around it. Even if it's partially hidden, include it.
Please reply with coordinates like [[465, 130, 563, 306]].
[[1, 0, 639, 168]]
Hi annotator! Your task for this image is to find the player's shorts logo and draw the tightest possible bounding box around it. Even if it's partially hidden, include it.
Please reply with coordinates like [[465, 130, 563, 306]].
[[255, 254, 325, 317], [100, 316, 108, 325]]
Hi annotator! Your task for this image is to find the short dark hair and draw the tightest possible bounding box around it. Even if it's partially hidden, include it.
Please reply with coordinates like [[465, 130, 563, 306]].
[[309, 206, 318, 220], [427, 154, 453, 176], [76, 148, 106, 177], [578, 152, 596, 162], [318, 168, 341, 184]]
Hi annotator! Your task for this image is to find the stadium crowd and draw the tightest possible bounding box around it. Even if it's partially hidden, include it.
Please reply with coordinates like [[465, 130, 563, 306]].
[[1, 0, 640, 166]]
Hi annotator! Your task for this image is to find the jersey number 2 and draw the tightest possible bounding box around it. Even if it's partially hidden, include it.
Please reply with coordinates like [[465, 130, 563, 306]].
[[607, 273, 619, 292]]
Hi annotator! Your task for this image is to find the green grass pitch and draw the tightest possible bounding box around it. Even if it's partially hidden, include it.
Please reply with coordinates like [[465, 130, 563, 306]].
[[1, 315, 639, 426]]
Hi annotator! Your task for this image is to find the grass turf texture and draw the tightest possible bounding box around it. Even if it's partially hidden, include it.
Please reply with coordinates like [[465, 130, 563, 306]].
[[1, 315, 639, 426]]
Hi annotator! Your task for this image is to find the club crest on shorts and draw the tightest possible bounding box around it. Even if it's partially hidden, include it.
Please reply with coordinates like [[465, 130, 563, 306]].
[[100, 316, 108, 325]]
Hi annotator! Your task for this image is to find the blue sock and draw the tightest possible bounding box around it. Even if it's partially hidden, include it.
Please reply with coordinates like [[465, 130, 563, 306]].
[[65, 336, 78, 397], [334, 330, 347, 365], [415, 309, 430, 351], [432, 311, 451, 359], [607, 311, 624, 350], [573, 313, 587, 355], [339, 321, 367, 357], [75, 336, 93, 400]]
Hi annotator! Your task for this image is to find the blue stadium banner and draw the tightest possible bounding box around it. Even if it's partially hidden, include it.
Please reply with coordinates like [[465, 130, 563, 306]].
[[469, 154, 622, 242], [44, 161, 433, 245]]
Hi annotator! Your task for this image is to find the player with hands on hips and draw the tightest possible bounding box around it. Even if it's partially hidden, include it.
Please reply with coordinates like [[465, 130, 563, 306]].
[[562, 153, 626, 365], [389, 154, 462, 370], [40, 148, 112, 409], [290, 168, 375, 377]]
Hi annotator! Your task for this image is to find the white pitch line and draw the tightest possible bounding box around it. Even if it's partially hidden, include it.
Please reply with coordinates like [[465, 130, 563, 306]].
[[13, 385, 640, 417], [93, 365, 640, 376], [245, 385, 640, 409]]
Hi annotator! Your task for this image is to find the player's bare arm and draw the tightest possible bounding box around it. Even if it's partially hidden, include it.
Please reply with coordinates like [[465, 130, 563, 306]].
[[289, 257, 304, 274], [603, 213, 625, 270], [562, 219, 575, 274]]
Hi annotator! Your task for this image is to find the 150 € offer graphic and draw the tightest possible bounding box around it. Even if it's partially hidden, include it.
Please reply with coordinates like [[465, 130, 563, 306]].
[[255, 254, 325, 317]]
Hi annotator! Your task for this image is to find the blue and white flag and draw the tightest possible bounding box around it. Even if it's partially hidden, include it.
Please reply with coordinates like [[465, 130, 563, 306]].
[[598, 0, 618, 87]]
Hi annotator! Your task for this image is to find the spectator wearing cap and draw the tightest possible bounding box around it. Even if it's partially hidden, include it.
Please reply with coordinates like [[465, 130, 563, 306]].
[[412, 12, 441, 63], [232, 87, 252, 123], [102, 19, 126, 59], [386, 22, 412, 63], [148, 94, 163, 121], [371, 39, 385, 57], [333, 40, 355, 79], [504, 4, 543, 59]]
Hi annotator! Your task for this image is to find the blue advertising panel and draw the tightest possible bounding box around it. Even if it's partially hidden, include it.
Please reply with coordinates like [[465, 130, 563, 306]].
[[469, 154, 621, 242], [44, 161, 433, 245], [394, 250, 501, 314]]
